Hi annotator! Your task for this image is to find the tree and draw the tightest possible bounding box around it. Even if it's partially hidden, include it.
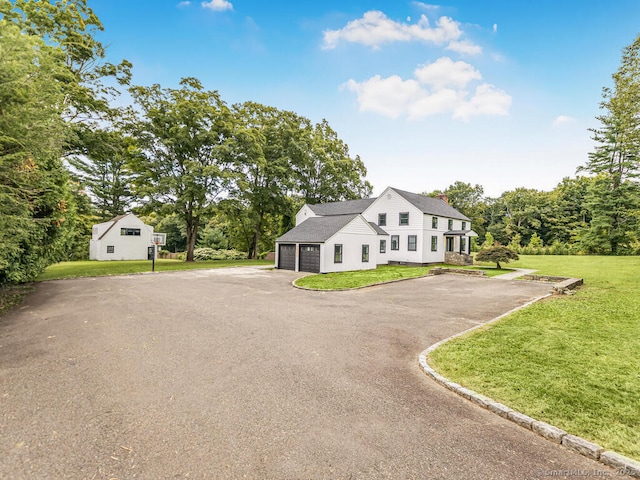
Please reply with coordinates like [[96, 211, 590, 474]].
[[0, 21, 76, 283], [438, 181, 486, 240], [128, 78, 233, 261], [227, 103, 302, 259], [294, 119, 372, 204], [475, 246, 519, 270], [68, 128, 135, 220], [1, 0, 132, 126], [578, 34, 640, 253], [227, 103, 372, 258]]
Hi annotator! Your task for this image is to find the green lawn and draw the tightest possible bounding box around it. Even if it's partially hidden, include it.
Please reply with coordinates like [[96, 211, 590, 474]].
[[429, 255, 640, 460], [294, 264, 510, 290], [37, 259, 273, 281]]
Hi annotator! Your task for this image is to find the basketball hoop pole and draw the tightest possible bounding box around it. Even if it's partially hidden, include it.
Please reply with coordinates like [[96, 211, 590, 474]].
[[152, 244, 155, 272]]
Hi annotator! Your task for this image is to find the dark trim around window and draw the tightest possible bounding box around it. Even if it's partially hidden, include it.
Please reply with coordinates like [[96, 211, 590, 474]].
[[430, 236, 437, 252], [334, 244, 343, 263], [391, 235, 399, 251], [380, 239, 386, 253], [399, 212, 409, 226], [408, 235, 417, 251], [362, 244, 369, 262]]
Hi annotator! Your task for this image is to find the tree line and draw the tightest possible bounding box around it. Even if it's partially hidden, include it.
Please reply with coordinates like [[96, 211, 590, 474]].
[[0, 0, 371, 286], [1, 0, 639, 287], [432, 36, 640, 256]]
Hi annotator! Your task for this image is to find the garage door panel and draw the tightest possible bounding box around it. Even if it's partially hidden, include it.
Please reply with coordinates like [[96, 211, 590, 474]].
[[278, 244, 296, 270], [299, 244, 320, 273]]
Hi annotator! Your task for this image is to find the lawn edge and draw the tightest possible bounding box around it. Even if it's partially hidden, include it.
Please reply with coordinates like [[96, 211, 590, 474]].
[[418, 292, 640, 478]]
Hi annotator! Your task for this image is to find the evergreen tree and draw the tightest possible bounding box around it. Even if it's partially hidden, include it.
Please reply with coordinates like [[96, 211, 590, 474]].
[[579, 34, 640, 253]]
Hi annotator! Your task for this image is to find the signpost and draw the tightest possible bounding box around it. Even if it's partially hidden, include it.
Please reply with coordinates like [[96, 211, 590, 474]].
[[149, 233, 167, 272]]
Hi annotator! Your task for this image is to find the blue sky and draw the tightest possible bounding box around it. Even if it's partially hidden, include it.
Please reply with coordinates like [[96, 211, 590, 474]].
[[90, 0, 640, 197]]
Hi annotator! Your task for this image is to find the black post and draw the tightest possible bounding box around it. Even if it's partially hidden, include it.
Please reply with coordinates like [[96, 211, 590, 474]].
[[152, 245, 156, 272]]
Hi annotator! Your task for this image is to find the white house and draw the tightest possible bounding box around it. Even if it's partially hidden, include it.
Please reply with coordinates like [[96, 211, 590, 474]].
[[90, 213, 157, 261], [275, 187, 477, 274]]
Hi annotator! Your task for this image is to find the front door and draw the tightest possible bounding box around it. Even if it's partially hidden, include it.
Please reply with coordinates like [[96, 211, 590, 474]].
[[446, 236, 454, 252]]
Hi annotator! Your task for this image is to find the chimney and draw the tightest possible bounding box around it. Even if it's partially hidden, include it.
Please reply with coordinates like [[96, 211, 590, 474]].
[[436, 193, 449, 204]]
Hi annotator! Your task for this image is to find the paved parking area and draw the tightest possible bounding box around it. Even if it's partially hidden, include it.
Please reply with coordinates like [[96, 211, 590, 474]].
[[0, 269, 620, 479]]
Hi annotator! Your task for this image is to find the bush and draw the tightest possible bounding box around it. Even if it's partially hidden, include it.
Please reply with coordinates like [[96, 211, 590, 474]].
[[192, 248, 247, 261]]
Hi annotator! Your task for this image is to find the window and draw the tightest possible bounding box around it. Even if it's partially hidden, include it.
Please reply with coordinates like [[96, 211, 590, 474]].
[[399, 212, 409, 225], [431, 236, 437, 252], [121, 228, 141, 236], [432, 217, 438, 229], [461, 237, 467, 252], [462, 221, 467, 230], [448, 219, 453, 230], [408, 235, 417, 251], [362, 244, 369, 262], [334, 244, 343, 263], [378, 213, 386, 226], [380, 239, 386, 253], [391, 235, 399, 250], [107, 245, 115, 253]]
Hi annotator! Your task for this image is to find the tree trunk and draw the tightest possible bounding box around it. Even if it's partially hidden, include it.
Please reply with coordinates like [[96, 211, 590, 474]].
[[496, 261, 501, 269], [185, 216, 200, 262], [251, 213, 264, 260]]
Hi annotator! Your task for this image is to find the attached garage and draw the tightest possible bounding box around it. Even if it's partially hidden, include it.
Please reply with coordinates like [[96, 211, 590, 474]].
[[299, 244, 320, 273], [275, 214, 385, 274], [278, 244, 296, 270]]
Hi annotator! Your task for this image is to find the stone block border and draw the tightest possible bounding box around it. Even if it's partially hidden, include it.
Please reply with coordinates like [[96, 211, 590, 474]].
[[418, 295, 640, 478]]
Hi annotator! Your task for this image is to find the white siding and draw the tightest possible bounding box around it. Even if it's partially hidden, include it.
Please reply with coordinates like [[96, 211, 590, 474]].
[[295, 205, 317, 226], [321, 216, 379, 273], [90, 214, 155, 261], [363, 188, 426, 263]]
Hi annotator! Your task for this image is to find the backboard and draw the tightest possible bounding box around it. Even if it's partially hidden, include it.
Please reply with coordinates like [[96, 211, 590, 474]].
[[150, 232, 167, 246]]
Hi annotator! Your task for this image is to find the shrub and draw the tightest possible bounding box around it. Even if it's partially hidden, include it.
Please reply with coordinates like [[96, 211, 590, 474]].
[[192, 248, 247, 261]]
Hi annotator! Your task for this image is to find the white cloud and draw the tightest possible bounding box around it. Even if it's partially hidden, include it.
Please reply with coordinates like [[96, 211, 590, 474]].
[[493, 23, 498, 33], [201, 0, 233, 11], [446, 39, 482, 56], [177, 1, 191, 7], [553, 115, 576, 126], [413, 2, 441, 13], [414, 57, 482, 89], [322, 11, 465, 50], [342, 76, 424, 119], [343, 56, 511, 121], [453, 84, 511, 121]]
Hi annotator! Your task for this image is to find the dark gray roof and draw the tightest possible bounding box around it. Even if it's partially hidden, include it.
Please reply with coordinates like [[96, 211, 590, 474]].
[[445, 230, 473, 236], [276, 214, 362, 243], [368, 222, 389, 235], [307, 198, 376, 216], [391, 188, 470, 221]]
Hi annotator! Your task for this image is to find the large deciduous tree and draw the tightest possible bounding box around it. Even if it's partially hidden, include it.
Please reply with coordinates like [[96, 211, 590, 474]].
[[129, 78, 233, 261], [578, 34, 640, 254]]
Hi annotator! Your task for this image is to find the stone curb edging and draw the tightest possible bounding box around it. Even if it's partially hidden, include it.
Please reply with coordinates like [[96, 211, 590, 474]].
[[418, 296, 640, 478]]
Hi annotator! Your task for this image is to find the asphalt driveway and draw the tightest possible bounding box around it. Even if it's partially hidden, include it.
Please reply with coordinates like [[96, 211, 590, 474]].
[[0, 269, 620, 479]]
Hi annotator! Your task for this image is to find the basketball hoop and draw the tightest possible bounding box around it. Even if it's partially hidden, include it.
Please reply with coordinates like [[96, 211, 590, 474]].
[[150, 232, 166, 246]]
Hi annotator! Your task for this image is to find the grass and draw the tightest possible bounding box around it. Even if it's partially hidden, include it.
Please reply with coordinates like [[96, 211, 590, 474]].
[[294, 264, 511, 290], [37, 258, 273, 281], [429, 255, 640, 460]]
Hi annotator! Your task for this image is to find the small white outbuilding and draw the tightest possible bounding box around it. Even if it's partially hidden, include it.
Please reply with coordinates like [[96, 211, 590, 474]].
[[90, 213, 157, 261]]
